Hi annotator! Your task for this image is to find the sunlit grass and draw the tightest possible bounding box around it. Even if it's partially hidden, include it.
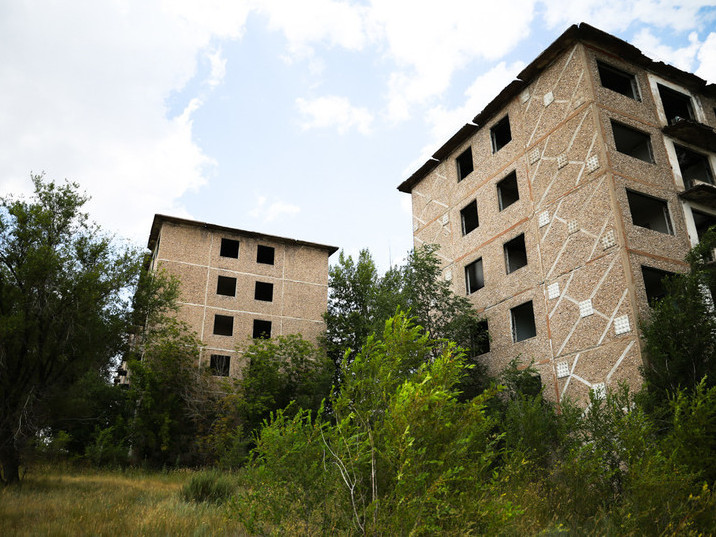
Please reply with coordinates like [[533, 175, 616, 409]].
[[0, 466, 247, 536]]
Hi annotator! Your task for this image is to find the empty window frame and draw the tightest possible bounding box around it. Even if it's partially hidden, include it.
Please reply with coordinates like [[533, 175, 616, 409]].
[[626, 190, 673, 234], [597, 61, 640, 100], [490, 115, 512, 153], [657, 83, 694, 124], [456, 147, 474, 182], [213, 314, 234, 336], [216, 275, 237, 296], [641, 266, 675, 305], [253, 319, 272, 339], [460, 200, 479, 235], [692, 209, 716, 241], [497, 171, 519, 211], [674, 144, 714, 187], [511, 301, 537, 342], [210, 354, 230, 377], [220, 238, 240, 258], [611, 120, 654, 163], [254, 281, 274, 302], [504, 234, 528, 274], [465, 258, 484, 294], [257, 245, 275, 265], [471, 319, 490, 355]]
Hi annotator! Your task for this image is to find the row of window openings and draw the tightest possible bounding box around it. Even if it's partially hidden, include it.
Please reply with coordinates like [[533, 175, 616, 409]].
[[217, 276, 274, 302], [213, 315, 272, 339], [220, 239, 275, 265], [456, 115, 513, 182], [597, 60, 696, 125], [460, 172, 519, 235], [465, 234, 528, 294]]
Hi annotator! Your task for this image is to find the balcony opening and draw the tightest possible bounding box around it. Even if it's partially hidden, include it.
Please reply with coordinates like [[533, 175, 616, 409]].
[[254, 281, 274, 302], [597, 61, 640, 100], [213, 314, 234, 336], [220, 238, 239, 258], [257, 245, 275, 265], [611, 120, 654, 163], [626, 190, 673, 234], [253, 319, 272, 339], [210, 354, 230, 377], [511, 301, 537, 342], [460, 200, 479, 235], [497, 171, 519, 210], [491, 115, 512, 153], [675, 144, 714, 187], [692, 209, 716, 241], [456, 147, 474, 182], [504, 234, 528, 274], [658, 83, 694, 124], [641, 266, 676, 305], [216, 275, 237, 297], [465, 258, 484, 294]]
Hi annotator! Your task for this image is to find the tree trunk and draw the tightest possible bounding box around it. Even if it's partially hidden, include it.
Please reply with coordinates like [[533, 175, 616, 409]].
[[0, 439, 21, 485]]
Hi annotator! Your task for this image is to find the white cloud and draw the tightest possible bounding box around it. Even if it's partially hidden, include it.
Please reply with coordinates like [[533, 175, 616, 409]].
[[296, 96, 374, 134], [206, 47, 227, 88], [696, 32, 716, 83], [249, 195, 301, 223], [633, 29, 701, 71]]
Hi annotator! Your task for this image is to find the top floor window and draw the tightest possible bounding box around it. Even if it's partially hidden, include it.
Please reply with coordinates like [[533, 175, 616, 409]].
[[597, 61, 640, 100], [257, 245, 275, 265], [220, 238, 239, 258], [490, 115, 512, 153], [456, 147, 474, 182], [658, 84, 694, 124]]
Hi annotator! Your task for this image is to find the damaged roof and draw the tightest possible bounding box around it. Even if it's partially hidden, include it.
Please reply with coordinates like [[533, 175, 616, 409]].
[[398, 22, 716, 194]]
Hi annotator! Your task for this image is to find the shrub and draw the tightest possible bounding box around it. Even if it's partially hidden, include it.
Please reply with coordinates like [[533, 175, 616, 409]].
[[181, 470, 235, 504]]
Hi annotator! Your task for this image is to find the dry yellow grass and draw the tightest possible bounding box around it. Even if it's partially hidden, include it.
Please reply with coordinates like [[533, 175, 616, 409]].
[[0, 467, 248, 536]]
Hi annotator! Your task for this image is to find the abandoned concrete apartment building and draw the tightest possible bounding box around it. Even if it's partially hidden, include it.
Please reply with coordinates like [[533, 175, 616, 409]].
[[398, 23, 716, 403], [144, 214, 337, 377]]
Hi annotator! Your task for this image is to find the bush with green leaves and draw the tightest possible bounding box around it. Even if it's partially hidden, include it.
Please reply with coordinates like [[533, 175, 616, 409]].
[[181, 470, 235, 504]]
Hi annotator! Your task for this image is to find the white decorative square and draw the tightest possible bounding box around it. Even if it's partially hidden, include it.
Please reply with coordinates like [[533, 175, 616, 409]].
[[556, 362, 570, 378], [440, 214, 449, 225], [543, 91, 554, 106], [529, 148, 541, 164], [602, 230, 616, 249], [520, 89, 530, 103], [586, 155, 600, 173], [579, 299, 594, 317], [557, 154, 568, 169], [568, 220, 578, 234], [444, 269, 452, 282], [539, 211, 550, 227], [547, 282, 560, 299], [592, 382, 607, 400], [614, 315, 630, 335]]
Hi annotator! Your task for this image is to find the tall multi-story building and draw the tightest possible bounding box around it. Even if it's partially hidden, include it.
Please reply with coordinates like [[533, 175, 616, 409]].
[[398, 23, 716, 404], [144, 214, 337, 378]]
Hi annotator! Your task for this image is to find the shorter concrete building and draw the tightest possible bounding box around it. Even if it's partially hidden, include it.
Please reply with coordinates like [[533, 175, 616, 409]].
[[145, 214, 337, 378]]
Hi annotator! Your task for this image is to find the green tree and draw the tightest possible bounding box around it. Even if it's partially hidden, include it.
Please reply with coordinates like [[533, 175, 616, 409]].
[[0, 176, 139, 484]]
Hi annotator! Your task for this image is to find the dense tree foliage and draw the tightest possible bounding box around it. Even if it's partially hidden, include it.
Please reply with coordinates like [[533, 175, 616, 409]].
[[0, 176, 140, 484]]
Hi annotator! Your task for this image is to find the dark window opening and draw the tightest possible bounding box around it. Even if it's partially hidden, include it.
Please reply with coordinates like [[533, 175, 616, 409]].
[[642, 266, 676, 305], [491, 115, 512, 153], [460, 200, 479, 235], [497, 171, 519, 210], [675, 144, 713, 187], [257, 245, 275, 265], [253, 319, 272, 339], [216, 276, 237, 297], [254, 281, 274, 302], [210, 354, 230, 377], [213, 314, 234, 336], [456, 147, 474, 182], [504, 234, 528, 274], [511, 301, 537, 342], [597, 61, 640, 100], [611, 120, 654, 163], [692, 209, 716, 241], [626, 190, 673, 234], [471, 319, 490, 355], [220, 238, 240, 258], [465, 258, 484, 294], [658, 83, 694, 124]]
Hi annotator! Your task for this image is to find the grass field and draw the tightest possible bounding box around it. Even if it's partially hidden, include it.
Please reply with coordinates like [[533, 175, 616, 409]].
[[0, 466, 247, 536]]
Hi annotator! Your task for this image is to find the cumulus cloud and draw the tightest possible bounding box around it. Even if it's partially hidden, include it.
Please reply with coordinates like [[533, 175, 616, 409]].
[[696, 32, 716, 83], [296, 96, 374, 134], [249, 195, 301, 223], [633, 28, 701, 71]]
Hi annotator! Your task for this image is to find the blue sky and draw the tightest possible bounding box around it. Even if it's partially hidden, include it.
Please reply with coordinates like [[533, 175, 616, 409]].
[[2, 1, 716, 271]]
